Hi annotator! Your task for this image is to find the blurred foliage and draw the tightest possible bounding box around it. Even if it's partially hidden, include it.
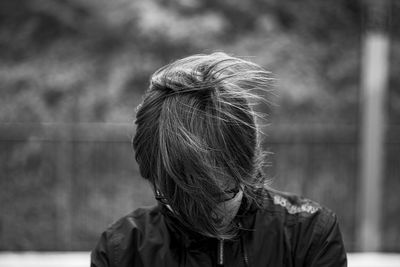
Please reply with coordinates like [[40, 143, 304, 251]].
[[1, 0, 398, 124], [0, 0, 399, 251], [0, 0, 371, 124]]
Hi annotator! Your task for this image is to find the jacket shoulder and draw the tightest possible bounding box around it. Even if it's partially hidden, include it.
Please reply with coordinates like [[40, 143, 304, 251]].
[[258, 189, 347, 266], [108, 205, 159, 231], [261, 189, 338, 242], [263, 189, 323, 216], [91, 205, 161, 267]]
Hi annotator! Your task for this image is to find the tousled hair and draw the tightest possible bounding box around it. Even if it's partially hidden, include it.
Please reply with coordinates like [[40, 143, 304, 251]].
[[132, 52, 272, 239]]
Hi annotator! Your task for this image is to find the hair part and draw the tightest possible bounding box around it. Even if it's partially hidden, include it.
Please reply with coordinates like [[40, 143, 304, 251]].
[[132, 52, 273, 239]]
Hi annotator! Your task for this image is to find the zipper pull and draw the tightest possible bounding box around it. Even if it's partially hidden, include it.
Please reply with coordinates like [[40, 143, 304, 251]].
[[240, 235, 249, 267], [238, 222, 249, 267], [217, 239, 224, 266]]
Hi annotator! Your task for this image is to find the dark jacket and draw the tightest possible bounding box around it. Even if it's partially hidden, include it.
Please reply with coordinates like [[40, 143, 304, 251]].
[[91, 189, 347, 267]]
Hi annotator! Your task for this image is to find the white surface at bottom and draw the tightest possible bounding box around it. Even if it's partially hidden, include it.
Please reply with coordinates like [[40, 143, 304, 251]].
[[348, 253, 400, 267], [0, 252, 399, 267], [0, 252, 88, 267]]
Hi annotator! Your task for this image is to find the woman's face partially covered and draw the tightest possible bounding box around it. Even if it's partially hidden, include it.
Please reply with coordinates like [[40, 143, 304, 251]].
[[215, 189, 243, 226], [133, 52, 271, 239]]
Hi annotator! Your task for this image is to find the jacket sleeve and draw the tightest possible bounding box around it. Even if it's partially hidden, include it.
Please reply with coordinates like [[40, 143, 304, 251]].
[[90, 231, 111, 267], [306, 212, 347, 267]]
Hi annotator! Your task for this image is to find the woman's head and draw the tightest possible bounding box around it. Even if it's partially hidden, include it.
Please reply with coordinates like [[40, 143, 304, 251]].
[[132, 52, 272, 239]]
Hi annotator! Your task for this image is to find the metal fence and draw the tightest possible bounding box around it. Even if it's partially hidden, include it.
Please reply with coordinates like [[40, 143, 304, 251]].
[[0, 123, 399, 251]]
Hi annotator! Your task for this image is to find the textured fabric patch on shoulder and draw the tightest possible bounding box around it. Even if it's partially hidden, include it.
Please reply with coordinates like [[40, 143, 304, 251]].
[[273, 195, 320, 214]]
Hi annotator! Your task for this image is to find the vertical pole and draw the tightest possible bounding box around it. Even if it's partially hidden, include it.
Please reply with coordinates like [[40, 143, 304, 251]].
[[55, 126, 73, 250], [55, 90, 80, 250], [358, 0, 390, 251]]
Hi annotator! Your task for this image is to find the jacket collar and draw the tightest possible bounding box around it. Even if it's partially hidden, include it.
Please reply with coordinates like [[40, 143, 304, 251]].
[[160, 195, 258, 248]]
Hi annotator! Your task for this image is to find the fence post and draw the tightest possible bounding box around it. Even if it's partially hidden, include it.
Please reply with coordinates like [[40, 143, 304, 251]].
[[55, 129, 73, 250], [358, 0, 390, 251]]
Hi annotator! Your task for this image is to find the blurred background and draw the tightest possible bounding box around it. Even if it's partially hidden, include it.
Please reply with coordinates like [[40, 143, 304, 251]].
[[0, 0, 399, 257]]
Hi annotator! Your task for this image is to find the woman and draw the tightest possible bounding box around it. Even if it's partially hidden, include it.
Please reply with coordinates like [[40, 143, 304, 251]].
[[91, 52, 347, 267]]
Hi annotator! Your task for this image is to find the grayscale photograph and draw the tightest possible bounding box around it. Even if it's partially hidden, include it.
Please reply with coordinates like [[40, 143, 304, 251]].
[[0, 0, 399, 266]]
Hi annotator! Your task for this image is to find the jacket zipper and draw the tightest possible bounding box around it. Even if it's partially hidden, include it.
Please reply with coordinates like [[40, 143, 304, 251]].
[[240, 235, 249, 267], [217, 224, 249, 267], [217, 239, 224, 266], [238, 222, 249, 267]]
